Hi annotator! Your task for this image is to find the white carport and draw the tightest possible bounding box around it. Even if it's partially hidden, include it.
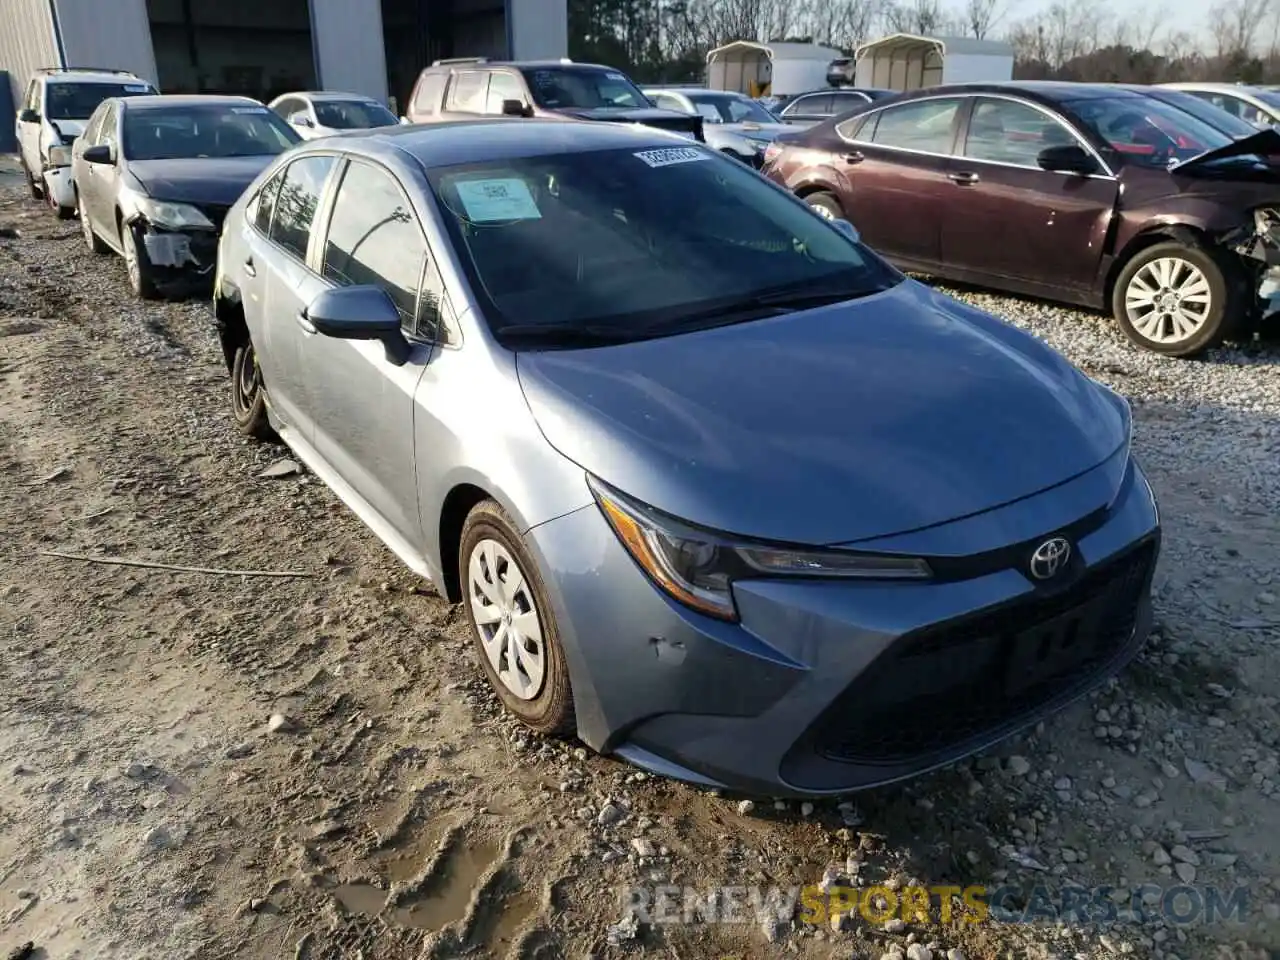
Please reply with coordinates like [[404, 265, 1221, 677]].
[[853, 34, 1014, 91], [706, 40, 843, 98]]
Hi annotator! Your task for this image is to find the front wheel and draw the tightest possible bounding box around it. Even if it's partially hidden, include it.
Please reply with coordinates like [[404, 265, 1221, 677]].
[[120, 220, 160, 300], [21, 160, 40, 200], [459, 500, 575, 737], [804, 191, 843, 222], [230, 340, 274, 441], [1111, 241, 1245, 357]]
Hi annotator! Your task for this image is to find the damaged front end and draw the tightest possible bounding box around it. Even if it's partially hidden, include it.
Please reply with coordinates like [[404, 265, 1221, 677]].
[[119, 187, 225, 294], [1224, 206, 1280, 322]]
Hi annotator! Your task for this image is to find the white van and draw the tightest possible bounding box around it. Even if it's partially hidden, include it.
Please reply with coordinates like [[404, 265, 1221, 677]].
[[16, 67, 158, 218]]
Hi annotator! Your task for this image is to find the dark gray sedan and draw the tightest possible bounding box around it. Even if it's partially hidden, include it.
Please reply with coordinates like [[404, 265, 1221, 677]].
[[644, 87, 794, 166], [212, 118, 1160, 797]]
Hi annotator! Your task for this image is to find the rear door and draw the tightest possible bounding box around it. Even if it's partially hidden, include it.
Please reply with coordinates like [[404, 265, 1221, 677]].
[[255, 153, 340, 439], [830, 95, 966, 266], [939, 96, 1119, 293], [779, 93, 832, 126]]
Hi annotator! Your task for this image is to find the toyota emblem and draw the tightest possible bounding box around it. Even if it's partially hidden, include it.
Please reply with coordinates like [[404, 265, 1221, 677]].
[[1029, 537, 1071, 580]]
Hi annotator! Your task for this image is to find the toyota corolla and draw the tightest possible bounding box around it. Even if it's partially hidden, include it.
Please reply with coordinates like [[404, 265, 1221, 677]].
[[213, 119, 1161, 797]]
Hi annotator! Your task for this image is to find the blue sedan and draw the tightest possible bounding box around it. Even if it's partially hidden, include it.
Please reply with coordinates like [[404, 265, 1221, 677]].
[[212, 119, 1160, 797]]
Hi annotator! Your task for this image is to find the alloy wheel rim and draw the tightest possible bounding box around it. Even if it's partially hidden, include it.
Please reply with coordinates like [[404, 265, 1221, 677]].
[[467, 538, 546, 701], [236, 345, 260, 412], [122, 228, 140, 289], [1124, 257, 1212, 344], [79, 198, 93, 246], [810, 201, 835, 220]]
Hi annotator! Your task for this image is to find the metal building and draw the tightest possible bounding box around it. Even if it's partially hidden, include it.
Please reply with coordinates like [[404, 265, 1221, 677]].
[[1, 0, 568, 114]]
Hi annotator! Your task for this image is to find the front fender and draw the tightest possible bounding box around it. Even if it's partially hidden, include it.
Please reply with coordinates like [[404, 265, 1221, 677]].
[[784, 163, 847, 198]]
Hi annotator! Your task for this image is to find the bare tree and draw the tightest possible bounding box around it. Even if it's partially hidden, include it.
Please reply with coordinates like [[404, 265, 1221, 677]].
[[963, 0, 1013, 39], [1208, 0, 1269, 58], [881, 0, 944, 34]]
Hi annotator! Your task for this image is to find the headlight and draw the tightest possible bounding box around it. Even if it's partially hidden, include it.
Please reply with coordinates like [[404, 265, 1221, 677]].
[[588, 476, 932, 622], [745, 137, 773, 153], [46, 145, 72, 166], [120, 186, 215, 230]]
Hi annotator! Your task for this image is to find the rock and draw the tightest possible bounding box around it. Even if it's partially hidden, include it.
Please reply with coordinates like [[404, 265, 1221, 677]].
[[906, 945, 933, 960], [947, 951, 967, 960], [884, 917, 906, 933], [1152, 846, 1171, 866], [309, 820, 344, 839], [800, 802, 814, 817], [606, 914, 640, 945], [762, 916, 786, 942], [1053, 777, 1072, 791], [630, 837, 655, 858], [1169, 844, 1200, 865], [259, 459, 302, 478], [267, 713, 297, 733], [1006, 756, 1031, 776], [1259, 591, 1276, 605], [144, 825, 175, 850], [736, 799, 755, 815], [1061, 848, 1079, 863], [597, 803, 623, 825], [880, 953, 905, 960], [225, 743, 254, 760], [1174, 862, 1196, 884]]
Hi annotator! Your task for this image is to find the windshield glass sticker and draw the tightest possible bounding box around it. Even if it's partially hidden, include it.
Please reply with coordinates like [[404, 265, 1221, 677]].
[[606, 72, 625, 80], [231, 106, 269, 114], [124, 84, 150, 92], [633, 147, 707, 168], [455, 178, 542, 222]]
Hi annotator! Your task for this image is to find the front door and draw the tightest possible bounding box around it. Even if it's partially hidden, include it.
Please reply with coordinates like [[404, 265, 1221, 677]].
[[256, 153, 339, 439], [18, 81, 42, 174], [939, 96, 1119, 294], [299, 157, 435, 548], [832, 96, 967, 266], [82, 104, 120, 237]]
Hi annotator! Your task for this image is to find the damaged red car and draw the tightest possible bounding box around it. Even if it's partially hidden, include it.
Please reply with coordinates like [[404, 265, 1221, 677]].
[[762, 81, 1280, 356], [70, 94, 301, 299]]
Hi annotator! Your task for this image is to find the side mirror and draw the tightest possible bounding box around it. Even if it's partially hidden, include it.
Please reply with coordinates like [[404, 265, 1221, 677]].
[[832, 218, 860, 243], [82, 144, 114, 165], [18, 108, 40, 124], [501, 99, 531, 118], [1036, 143, 1097, 175], [290, 113, 314, 127], [305, 286, 411, 366]]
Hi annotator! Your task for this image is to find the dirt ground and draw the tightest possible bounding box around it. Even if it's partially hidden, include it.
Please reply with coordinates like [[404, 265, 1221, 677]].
[[1, 167, 1278, 960]]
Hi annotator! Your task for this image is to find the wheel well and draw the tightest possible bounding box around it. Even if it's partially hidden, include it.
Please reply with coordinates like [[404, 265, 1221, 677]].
[[794, 183, 835, 200], [437, 483, 492, 603], [214, 292, 248, 373], [1104, 225, 1208, 303]]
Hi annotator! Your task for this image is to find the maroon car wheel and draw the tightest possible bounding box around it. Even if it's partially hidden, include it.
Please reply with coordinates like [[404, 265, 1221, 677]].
[[804, 192, 843, 221], [1111, 241, 1243, 358]]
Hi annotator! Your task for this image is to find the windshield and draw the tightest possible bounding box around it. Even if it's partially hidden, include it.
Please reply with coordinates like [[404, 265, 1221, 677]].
[[1146, 91, 1259, 139], [687, 93, 777, 124], [426, 145, 900, 341], [46, 81, 155, 120], [1250, 88, 1280, 111], [1068, 95, 1234, 167], [122, 104, 300, 160], [314, 99, 398, 129], [520, 67, 648, 110]]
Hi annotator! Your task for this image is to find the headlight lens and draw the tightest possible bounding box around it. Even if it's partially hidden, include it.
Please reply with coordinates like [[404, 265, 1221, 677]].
[[745, 137, 773, 152], [47, 145, 72, 166], [589, 476, 932, 622], [138, 198, 215, 230]]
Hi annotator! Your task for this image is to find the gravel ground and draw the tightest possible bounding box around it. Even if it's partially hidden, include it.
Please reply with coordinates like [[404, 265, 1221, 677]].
[[0, 162, 1278, 960]]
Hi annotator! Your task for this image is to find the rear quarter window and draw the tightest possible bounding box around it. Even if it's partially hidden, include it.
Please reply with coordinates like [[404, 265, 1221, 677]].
[[412, 73, 445, 115]]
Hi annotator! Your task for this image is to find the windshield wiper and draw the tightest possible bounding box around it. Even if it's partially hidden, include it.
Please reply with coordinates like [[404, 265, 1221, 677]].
[[497, 323, 642, 347]]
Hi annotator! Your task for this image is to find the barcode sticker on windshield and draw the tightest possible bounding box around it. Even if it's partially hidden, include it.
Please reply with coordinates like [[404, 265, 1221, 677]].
[[124, 84, 150, 92], [455, 178, 542, 222], [606, 72, 625, 80], [232, 106, 269, 114], [633, 147, 706, 168]]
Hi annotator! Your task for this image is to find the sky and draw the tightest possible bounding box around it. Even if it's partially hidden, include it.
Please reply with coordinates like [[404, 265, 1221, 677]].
[[1005, 0, 1207, 42]]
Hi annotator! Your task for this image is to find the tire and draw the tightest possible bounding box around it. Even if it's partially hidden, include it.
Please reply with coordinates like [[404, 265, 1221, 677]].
[[78, 192, 109, 254], [120, 219, 160, 300], [20, 160, 40, 200], [459, 500, 575, 738], [1111, 241, 1245, 357], [50, 190, 74, 220], [804, 191, 844, 222], [230, 340, 274, 441]]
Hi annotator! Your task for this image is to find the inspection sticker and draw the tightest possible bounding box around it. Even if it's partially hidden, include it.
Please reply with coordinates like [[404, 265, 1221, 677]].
[[125, 84, 151, 92], [455, 178, 542, 222], [231, 106, 269, 114], [633, 146, 707, 168], [606, 72, 626, 80]]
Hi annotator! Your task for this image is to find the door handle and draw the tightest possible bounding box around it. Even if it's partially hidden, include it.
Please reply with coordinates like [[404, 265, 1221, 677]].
[[948, 171, 980, 185], [296, 312, 316, 335], [842, 151, 865, 164], [242, 256, 256, 277]]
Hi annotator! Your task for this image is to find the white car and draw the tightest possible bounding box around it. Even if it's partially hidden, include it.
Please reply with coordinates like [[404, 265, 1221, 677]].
[[1158, 82, 1280, 130], [267, 91, 401, 139], [16, 67, 158, 218]]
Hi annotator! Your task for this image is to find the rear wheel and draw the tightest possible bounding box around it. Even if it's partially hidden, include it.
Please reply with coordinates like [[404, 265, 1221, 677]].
[[804, 191, 843, 222], [1111, 241, 1245, 357]]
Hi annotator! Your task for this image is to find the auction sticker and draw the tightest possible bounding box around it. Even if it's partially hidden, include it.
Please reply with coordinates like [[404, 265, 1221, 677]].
[[633, 147, 707, 168], [455, 178, 542, 222]]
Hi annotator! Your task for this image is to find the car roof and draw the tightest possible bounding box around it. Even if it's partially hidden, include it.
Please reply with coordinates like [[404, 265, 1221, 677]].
[[1160, 82, 1243, 91], [279, 91, 381, 102], [43, 71, 149, 85], [120, 94, 265, 110], [644, 87, 747, 97], [296, 116, 700, 168], [894, 81, 1145, 104]]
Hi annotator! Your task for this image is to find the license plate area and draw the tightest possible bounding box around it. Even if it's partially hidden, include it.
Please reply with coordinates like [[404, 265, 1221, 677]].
[[1004, 598, 1109, 696]]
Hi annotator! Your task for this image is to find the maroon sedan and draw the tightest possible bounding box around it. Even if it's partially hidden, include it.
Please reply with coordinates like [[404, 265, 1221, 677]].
[[762, 81, 1280, 356]]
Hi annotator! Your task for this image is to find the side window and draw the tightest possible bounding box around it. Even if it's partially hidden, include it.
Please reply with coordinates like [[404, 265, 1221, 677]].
[[786, 94, 831, 117], [253, 171, 284, 234], [964, 98, 1075, 167], [1204, 93, 1244, 118], [24, 81, 39, 113], [830, 92, 867, 115], [867, 97, 962, 154], [411, 72, 445, 114], [82, 105, 105, 144], [446, 71, 487, 113], [651, 93, 685, 112], [99, 105, 118, 145], [837, 112, 874, 140], [485, 72, 525, 113], [321, 160, 435, 336], [270, 155, 336, 260]]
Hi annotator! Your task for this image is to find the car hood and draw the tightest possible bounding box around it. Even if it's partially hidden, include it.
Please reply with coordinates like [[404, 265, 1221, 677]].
[[1168, 127, 1280, 173], [555, 106, 703, 137], [716, 121, 792, 139], [127, 156, 279, 205], [516, 281, 1127, 545], [50, 118, 86, 140]]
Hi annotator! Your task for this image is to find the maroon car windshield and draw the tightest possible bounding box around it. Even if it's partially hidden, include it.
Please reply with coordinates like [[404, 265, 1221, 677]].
[[1067, 95, 1235, 167]]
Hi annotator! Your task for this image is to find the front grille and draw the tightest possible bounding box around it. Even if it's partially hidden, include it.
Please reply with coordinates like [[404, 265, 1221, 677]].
[[810, 539, 1156, 765]]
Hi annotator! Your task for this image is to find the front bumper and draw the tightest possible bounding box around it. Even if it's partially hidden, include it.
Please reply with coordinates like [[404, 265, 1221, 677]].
[[128, 205, 227, 295], [43, 166, 75, 208], [526, 451, 1160, 798]]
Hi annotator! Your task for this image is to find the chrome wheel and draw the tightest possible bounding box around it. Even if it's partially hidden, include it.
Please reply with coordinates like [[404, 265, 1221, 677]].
[[122, 226, 141, 291], [1124, 257, 1212, 345], [234, 343, 261, 414], [467, 538, 545, 701], [79, 197, 93, 247], [809, 199, 835, 220]]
